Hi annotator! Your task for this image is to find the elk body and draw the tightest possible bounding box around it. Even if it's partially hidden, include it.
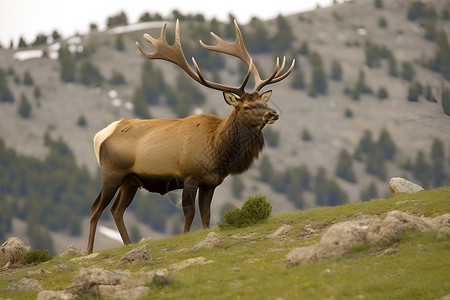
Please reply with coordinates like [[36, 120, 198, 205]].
[[86, 20, 294, 254]]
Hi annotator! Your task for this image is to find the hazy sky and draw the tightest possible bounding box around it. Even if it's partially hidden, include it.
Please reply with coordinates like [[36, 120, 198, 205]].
[[0, 0, 333, 46]]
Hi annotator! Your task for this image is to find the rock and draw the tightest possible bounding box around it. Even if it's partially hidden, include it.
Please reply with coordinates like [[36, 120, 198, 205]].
[[169, 256, 214, 271], [437, 226, 450, 239], [69, 252, 99, 262], [117, 245, 152, 266], [389, 177, 424, 196], [139, 237, 152, 244], [195, 232, 221, 249], [140, 268, 171, 287], [285, 211, 449, 267], [268, 224, 292, 238], [51, 263, 71, 272], [97, 285, 150, 300], [0, 237, 30, 266], [66, 267, 131, 297], [60, 244, 85, 257], [7, 278, 42, 292], [37, 290, 76, 300], [383, 248, 400, 255]]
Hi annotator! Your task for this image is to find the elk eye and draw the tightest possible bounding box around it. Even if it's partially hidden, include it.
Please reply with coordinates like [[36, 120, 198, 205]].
[[243, 106, 251, 111]]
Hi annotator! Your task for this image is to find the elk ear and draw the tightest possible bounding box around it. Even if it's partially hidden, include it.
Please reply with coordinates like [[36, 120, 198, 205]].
[[260, 90, 272, 103], [223, 91, 240, 108]]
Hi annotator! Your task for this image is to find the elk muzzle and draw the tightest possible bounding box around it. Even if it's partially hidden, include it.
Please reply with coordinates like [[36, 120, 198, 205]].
[[265, 110, 279, 124]]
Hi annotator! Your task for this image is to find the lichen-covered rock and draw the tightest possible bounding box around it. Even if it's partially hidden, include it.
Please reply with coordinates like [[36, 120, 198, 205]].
[[117, 245, 152, 266], [286, 211, 450, 267], [268, 224, 292, 238], [37, 290, 76, 300], [7, 278, 42, 292], [169, 257, 214, 271], [60, 244, 85, 257], [0, 237, 30, 266], [66, 267, 131, 297], [97, 285, 150, 300], [389, 177, 424, 196], [437, 226, 450, 239], [139, 268, 171, 287], [195, 232, 221, 249]]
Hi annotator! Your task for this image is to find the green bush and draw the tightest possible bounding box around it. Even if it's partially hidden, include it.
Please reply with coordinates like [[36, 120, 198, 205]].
[[218, 195, 272, 230], [24, 249, 53, 265]]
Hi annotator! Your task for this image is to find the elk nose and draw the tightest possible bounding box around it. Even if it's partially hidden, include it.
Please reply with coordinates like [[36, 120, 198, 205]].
[[269, 111, 279, 120]]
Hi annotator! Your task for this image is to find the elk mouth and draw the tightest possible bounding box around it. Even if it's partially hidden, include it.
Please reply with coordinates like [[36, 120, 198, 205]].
[[266, 112, 279, 124]]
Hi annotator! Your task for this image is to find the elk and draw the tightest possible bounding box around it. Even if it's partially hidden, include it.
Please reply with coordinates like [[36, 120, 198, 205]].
[[86, 20, 295, 254]]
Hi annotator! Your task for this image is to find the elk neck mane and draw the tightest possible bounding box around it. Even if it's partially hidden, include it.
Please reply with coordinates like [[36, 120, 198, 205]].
[[211, 109, 265, 176]]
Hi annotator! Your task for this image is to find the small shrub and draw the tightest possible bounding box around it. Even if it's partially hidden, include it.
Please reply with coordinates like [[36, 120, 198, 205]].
[[218, 195, 272, 230], [24, 249, 53, 265]]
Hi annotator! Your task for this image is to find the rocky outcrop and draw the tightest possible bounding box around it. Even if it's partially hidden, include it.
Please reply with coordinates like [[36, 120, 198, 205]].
[[389, 177, 424, 196], [194, 232, 221, 250], [117, 245, 152, 267], [286, 211, 450, 267], [7, 278, 42, 292], [0, 237, 30, 267]]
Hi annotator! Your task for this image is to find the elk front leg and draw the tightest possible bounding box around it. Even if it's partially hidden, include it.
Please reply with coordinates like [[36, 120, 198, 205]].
[[181, 178, 198, 233], [199, 187, 215, 229]]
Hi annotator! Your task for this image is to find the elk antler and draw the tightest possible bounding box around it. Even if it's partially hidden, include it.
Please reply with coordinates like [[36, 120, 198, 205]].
[[136, 20, 295, 96]]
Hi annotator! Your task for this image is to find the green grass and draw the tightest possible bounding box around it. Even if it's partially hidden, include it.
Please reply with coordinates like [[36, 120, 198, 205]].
[[1, 187, 449, 299]]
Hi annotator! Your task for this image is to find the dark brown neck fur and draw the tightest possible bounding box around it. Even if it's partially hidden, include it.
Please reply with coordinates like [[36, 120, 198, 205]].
[[212, 110, 265, 176]]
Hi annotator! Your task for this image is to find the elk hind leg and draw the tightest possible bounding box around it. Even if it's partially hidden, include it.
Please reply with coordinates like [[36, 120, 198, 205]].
[[110, 180, 138, 245], [87, 182, 121, 254], [199, 187, 215, 229]]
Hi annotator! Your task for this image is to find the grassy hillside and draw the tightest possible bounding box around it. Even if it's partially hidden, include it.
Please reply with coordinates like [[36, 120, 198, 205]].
[[0, 0, 449, 254], [1, 187, 449, 299]]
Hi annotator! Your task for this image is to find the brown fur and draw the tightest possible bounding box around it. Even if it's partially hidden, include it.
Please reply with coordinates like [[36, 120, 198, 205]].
[[86, 91, 278, 254]]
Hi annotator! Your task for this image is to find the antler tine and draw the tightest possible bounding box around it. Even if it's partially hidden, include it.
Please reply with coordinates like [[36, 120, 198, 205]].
[[268, 58, 296, 85], [254, 57, 296, 92], [276, 56, 287, 78]]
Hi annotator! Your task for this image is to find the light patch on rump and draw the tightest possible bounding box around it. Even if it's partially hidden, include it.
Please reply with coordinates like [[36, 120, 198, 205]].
[[93, 120, 120, 165]]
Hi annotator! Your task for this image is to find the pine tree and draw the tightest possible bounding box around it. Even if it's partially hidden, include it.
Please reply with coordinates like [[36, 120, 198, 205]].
[[413, 150, 430, 188], [58, 44, 76, 82], [335, 149, 356, 183], [430, 138, 446, 187], [378, 129, 396, 160], [18, 37, 27, 48], [79, 61, 103, 86], [115, 35, 125, 51], [330, 60, 343, 81], [23, 71, 34, 86], [18, 93, 32, 118], [308, 52, 327, 97], [401, 61, 415, 81], [0, 67, 15, 103], [132, 87, 151, 119], [388, 54, 398, 77]]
